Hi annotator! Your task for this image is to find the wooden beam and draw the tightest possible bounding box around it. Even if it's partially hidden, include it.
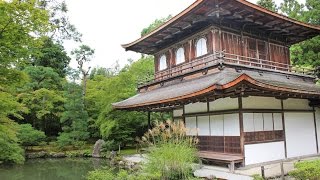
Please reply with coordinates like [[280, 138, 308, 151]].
[[238, 96, 245, 166], [313, 107, 319, 153], [281, 100, 288, 158]]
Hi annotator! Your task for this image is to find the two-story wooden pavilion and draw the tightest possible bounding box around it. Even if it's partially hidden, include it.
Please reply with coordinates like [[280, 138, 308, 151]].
[[113, 0, 320, 166]]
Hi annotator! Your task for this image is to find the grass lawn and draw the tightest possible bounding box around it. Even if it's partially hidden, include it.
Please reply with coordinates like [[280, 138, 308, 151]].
[[119, 148, 138, 156], [29, 143, 139, 158], [29, 143, 94, 154]]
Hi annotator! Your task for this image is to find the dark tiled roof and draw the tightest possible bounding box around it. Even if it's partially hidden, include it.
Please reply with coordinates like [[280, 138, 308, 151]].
[[113, 68, 320, 109], [245, 70, 320, 93], [113, 71, 234, 108]]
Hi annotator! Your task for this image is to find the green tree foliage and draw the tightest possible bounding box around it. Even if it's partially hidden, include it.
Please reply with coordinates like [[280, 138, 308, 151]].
[[19, 88, 65, 134], [141, 15, 172, 37], [0, 0, 80, 164], [19, 66, 65, 135], [86, 56, 154, 148], [257, 0, 278, 12], [17, 124, 46, 149], [89, 67, 116, 79], [32, 38, 71, 77], [280, 0, 304, 20], [23, 66, 63, 91], [71, 45, 95, 96], [0, 0, 50, 164], [57, 82, 89, 148], [0, 0, 50, 90], [0, 92, 26, 164]]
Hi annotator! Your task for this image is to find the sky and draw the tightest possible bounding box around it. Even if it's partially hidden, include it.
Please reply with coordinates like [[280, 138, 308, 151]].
[[63, 0, 301, 70]]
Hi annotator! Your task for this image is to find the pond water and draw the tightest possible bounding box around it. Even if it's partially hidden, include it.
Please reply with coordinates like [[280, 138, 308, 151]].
[[0, 158, 111, 180]]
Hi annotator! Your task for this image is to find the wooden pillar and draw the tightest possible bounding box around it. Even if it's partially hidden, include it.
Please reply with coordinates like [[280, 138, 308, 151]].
[[211, 29, 215, 54], [238, 96, 245, 165], [218, 28, 222, 52], [281, 100, 288, 158], [148, 111, 151, 130], [313, 107, 319, 153]]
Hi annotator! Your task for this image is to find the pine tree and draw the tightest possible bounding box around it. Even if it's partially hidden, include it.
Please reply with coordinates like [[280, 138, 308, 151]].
[[57, 82, 89, 148]]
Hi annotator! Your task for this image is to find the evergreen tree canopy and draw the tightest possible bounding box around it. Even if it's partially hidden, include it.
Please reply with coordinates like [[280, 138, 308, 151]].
[[257, 0, 278, 12], [141, 15, 172, 37]]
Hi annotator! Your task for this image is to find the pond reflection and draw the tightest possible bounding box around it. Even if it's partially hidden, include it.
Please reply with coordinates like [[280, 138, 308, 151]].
[[0, 158, 110, 180]]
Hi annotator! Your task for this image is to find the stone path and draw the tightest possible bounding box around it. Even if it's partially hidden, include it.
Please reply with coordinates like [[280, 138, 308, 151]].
[[237, 156, 320, 178], [194, 165, 253, 180], [122, 154, 320, 179]]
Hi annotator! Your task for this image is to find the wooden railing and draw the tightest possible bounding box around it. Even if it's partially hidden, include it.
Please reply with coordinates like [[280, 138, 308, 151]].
[[155, 52, 221, 81], [152, 51, 315, 82], [223, 52, 314, 75]]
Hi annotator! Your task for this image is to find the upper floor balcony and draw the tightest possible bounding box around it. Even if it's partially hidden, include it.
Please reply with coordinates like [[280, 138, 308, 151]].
[[153, 51, 315, 83]]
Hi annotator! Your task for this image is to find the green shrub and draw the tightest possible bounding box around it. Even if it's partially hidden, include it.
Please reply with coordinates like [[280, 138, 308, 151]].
[[252, 174, 264, 180], [289, 159, 320, 180], [17, 124, 46, 149], [87, 168, 159, 180], [87, 168, 115, 180], [57, 132, 86, 149], [101, 140, 118, 152]]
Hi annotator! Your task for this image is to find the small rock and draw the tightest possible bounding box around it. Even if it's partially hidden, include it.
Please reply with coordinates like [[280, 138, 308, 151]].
[[49, 152, 66, 158], [26, 151, 47, 159], [118, 161, 124, 166]]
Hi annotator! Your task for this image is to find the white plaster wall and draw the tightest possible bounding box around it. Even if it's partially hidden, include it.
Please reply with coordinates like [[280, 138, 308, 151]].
[[243, 96, 281, 109], [315, 108, 320, 153], [283, 98, 312, 110], [198, 116, 210, 136], [173, 109, 183, 117], [274, 113, 283, 130], [210, 115, 224, 136], [209, 97, 238, 111], [245, 141, 285, 165], [185, 117, 197, 136], [184, 102, 207, 113], [285, 112, 317, 158], [223, 114, 240, 136]]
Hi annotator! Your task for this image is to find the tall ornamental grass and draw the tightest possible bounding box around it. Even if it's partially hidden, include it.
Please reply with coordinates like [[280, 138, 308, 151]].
[[139, 120, 199, 179]]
